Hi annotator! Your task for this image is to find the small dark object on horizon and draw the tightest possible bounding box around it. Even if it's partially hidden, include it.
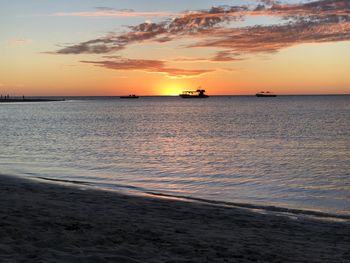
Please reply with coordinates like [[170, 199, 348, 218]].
[[179, 88, 209, 98], [120, 94, 139, 99], [256, 91, 277, 97]]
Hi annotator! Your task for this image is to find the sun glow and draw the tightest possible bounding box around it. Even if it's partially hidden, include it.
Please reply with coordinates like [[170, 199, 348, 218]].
[[159, 83, 185, 96]]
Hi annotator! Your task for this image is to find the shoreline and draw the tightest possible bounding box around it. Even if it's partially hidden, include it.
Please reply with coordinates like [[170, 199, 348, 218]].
[[34, 175, 350, 222], [1, 173, 349, 262]]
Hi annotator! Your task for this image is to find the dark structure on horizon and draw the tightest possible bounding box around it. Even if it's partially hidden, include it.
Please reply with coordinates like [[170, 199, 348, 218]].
[[0, 96, 65, 103], [120, 94, 139, 99], [256, 91, 277, 97], [179, 89, 209, 98]]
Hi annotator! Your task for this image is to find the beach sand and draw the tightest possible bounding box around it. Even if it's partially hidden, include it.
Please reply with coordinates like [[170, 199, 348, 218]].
[[0, 174, 349, 262]]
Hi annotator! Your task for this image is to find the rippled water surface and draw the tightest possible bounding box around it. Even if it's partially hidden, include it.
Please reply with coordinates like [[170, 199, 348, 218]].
[[1, 96, 349, 215]]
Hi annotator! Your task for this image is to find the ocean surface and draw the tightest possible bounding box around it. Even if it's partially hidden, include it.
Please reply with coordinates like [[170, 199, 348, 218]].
[[1, 96, 349, 216]]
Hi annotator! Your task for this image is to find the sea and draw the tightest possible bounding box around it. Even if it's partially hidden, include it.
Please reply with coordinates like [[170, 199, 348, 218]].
[[1, 95, 349, 217]]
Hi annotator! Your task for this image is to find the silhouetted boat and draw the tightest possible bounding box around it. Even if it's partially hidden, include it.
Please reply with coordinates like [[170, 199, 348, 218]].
[[179, 88, 209, 98], [120, 94, 139, 99], [256, 91, 276, 97]]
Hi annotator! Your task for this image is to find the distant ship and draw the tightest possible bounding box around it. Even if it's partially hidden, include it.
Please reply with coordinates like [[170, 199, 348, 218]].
[[179, 88, 209, 98], [120, 94, 139, 99], [256, 91, 277, 97]]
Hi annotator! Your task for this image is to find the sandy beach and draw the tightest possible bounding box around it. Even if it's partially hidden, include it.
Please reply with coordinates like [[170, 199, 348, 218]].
[[0, 174, 349, 263]]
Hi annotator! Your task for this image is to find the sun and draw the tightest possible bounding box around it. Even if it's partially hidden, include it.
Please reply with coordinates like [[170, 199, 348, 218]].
[[158, 83, 185, 96]]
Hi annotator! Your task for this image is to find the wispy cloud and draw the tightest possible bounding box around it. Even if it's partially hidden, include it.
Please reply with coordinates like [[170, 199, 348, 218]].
[[211, 51, 243, 62], [173, 51, 242, 62], [8, 38, 32, 47], [253, 0, 350, 17], [172, 57, 209, 62], [81, 57, 213, 78], [51, 8, 176, 18], [54, 35, 123, 54]]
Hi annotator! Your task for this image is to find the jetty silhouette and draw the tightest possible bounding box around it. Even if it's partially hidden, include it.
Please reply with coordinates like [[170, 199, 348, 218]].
[[0, 95, 65, 103]]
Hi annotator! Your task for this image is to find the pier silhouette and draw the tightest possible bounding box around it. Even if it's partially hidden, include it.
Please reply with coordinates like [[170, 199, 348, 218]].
[[0, 95, 65, 103]]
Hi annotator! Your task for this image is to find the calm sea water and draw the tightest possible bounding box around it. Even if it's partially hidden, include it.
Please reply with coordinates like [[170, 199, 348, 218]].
[[0, 96, 349, 215]]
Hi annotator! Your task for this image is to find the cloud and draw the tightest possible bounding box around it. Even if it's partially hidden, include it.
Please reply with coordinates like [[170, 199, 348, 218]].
[[54, 21, 170, 54], [55, 36, 124, 54], [81, 57, 213, 78], [172, 57, 209, 62], [173, 51, 242, 62], [54, 0, 350, 56], [51, 8, 176, 18], [259, 0, 279, 5], [54, 6, 246, 54], [95, 7, 133, 12], [265, 0, 350, 17], [191, 15, 350, 54], [8, 38, 32, 47], [51, 0, 350, 76], [211, 51, 243, 62]]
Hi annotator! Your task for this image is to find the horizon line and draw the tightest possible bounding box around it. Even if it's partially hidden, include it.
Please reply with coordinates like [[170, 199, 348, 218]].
[[4, 94, 350, 97]]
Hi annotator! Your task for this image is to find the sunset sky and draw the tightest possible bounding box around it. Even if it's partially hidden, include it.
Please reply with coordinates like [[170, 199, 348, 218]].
[[1, 0, 349, 96]]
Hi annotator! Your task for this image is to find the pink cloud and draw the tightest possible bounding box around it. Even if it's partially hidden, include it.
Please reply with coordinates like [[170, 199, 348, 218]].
[[51, 9, 176, 18], [55, 0, 350, 56], [81, 57, 213, 78], [191, 16, 350, 54], [52, 0, 350, 71]]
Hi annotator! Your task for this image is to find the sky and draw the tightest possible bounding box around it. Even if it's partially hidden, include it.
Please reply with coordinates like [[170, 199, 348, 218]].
[[1, 0, 350, 96]]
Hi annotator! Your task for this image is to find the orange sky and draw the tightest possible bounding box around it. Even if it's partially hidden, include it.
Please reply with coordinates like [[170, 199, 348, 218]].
[[1, 0, 350, 96]]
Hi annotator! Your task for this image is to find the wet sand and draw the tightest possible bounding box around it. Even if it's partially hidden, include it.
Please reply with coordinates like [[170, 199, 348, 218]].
[[1, 174, 349, 262]]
